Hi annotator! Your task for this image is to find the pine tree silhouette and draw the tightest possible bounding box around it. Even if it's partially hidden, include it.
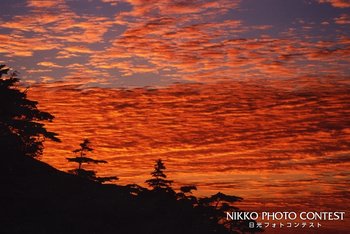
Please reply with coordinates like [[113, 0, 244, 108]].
[[0, 64, 60, 158], [146, 159, 173, 191], [67, 139, 117, 183]]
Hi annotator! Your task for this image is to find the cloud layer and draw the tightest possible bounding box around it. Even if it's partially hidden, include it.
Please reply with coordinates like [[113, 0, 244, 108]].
[[0, 0, 349, 86], [28, 77, 350, 213]]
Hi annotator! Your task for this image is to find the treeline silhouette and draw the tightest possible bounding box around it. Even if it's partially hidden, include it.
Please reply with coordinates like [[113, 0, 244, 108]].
[[67, 139, 118, 183], [0, 65, 262, 234]]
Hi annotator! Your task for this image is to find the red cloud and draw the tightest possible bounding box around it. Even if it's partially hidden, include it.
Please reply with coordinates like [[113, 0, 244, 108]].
[[318, 0, 350, 8], [334, 14, 350, 24]]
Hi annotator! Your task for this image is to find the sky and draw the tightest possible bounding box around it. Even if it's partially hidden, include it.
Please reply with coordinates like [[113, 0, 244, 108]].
[[1, 1, 350, 232], [0, 0, 349, 87]]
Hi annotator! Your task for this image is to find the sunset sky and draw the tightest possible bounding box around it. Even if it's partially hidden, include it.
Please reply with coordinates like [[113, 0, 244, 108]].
[[1, 0, 350, 232], [0, 0, 349, 87]]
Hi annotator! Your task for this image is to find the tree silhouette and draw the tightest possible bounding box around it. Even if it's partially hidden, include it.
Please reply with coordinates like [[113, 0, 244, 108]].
[[177, 185, 198, 205], [0, 64, 60, 157], [180, 185, 197, 194], [146, 159, 173, 191], [67, 139, 117, 183], [197, 192, 263, 233]]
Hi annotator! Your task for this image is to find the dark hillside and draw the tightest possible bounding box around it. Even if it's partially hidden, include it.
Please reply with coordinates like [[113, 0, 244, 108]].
[[1, 155, 236, 234]]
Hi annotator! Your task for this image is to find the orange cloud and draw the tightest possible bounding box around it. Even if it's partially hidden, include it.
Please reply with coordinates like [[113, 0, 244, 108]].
[[0, 34, 59, 57], [27, 0, 64, 8], [38, 61, 62, 68], [101, 0, 119, 6], [27, 78, 350, 214], [318, 0, 350, 8], [52, 17, 114, 43], [63, 46, 95, 54]]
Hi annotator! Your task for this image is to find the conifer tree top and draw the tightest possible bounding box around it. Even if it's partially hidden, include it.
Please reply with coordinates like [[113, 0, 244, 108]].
[[146, 159, 173, 190], [67, 139, 117, 183], [0, 64, 60, 157]]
